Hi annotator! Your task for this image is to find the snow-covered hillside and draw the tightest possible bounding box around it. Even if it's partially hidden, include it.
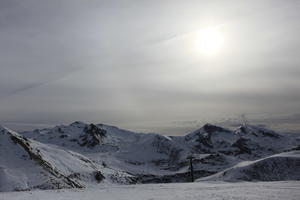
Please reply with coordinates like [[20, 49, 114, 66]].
[[0, 126, 135, 192], [197, 151, 300, 182], [1, 122, 300, 192]]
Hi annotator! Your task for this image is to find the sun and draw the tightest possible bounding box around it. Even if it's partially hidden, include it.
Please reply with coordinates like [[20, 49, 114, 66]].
[[194, 28, 223, 55]]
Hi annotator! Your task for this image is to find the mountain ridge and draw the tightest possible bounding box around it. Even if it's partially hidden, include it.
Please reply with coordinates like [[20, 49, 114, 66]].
[[1, 122, 300, 191]]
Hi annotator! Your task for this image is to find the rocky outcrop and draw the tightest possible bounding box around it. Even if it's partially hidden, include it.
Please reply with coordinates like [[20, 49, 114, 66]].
[[79, 124, 107, 147]]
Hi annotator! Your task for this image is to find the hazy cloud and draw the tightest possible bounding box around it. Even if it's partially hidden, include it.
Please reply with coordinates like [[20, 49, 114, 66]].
[[1, 0, 300, 135]]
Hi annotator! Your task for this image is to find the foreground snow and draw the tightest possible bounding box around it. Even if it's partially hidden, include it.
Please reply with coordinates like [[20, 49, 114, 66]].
[[2, 181, 300, 200]]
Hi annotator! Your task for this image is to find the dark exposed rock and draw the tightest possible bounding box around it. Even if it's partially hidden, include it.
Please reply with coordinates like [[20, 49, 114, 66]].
[[57, 127, 64, 133], [94, 171, 105, 182], [284, 145, 300, 152], [203, 124, 232, 134], [231, 138, 252, 155], [199, 153, 227, 165], [258, 129, 281, 138], [195, 133, 213, 148], [78, 124, 107, 147], [126, 160, 144, 166], [239, 126, 247, 134]]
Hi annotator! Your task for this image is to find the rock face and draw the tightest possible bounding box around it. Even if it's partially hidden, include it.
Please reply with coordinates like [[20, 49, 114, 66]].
[[79, 124, 107, 147], [2, 122, 300, 191], [231, 138, 253, 155]]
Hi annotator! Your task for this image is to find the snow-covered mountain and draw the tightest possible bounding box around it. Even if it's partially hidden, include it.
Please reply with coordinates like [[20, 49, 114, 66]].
[[1, 122, 300, 191], [197, 151, 300, 182], [0, 125, 136, 192]]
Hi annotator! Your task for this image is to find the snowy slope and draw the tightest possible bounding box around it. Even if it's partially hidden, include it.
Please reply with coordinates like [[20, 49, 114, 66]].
[[197, 151, 300, 182], [22, 122, 190, 175], [0, 126, 82, 191], [0, 126, 135, 192], [233, 124, 299, 157]]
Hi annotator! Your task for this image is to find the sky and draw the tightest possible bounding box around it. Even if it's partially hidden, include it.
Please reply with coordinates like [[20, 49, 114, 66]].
[[1, 0, 300, 135]]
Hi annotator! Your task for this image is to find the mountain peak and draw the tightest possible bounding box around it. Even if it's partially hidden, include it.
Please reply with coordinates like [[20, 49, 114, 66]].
[[184, 124, 238, 152], [202, 123, 232, 134], [70, 121, 87, 127]]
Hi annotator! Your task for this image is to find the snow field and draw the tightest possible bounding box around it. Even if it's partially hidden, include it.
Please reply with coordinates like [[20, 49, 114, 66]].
[[2, 181, 300, 200]]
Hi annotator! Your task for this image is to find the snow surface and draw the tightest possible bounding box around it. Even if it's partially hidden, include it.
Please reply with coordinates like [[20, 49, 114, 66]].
[[1, 181, 300, 200]]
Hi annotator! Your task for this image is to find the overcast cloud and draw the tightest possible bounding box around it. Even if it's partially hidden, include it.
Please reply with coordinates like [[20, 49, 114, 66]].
[[1, 0, 300, 135]]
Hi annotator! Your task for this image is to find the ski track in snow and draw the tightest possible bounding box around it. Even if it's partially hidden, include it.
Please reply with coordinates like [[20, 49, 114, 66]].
[[2, 181, 300, 200]]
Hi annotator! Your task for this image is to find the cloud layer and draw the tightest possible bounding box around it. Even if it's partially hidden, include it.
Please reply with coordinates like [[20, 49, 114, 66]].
[[1, 0, 300, 134]]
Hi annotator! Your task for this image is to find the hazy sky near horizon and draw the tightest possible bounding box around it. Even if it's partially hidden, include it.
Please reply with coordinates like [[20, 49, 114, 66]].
[[1, 0, 300, 135]]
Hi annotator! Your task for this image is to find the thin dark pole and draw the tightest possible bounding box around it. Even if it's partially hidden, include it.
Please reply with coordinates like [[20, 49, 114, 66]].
[[187, 155, 194, 182], [190, 157, 194, 182]]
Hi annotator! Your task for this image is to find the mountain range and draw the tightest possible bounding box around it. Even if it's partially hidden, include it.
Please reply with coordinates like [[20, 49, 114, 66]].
[[1, 122, 300, 192]]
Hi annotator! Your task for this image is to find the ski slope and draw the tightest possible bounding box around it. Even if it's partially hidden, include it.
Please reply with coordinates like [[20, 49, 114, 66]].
[[198, 151, 300, 182], [2, 181, 300, 200]]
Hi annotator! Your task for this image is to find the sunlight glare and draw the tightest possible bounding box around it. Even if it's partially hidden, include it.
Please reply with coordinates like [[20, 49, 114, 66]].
[[194, 28, 223, 55]]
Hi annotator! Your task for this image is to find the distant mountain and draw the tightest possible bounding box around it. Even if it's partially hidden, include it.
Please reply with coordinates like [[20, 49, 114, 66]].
[[1, 122, 300, 191]]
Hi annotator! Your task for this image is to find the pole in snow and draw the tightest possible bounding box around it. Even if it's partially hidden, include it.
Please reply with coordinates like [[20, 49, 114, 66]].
[[187, 155, 195, 182]]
